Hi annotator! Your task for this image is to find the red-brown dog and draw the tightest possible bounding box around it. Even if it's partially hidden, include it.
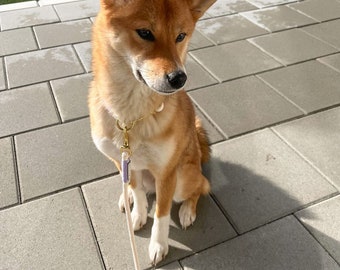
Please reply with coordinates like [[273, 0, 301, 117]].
[[88, 0, 216, 265]]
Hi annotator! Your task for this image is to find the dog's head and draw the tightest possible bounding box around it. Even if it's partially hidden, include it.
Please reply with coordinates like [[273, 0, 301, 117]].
[[100, 0, 215, 95]]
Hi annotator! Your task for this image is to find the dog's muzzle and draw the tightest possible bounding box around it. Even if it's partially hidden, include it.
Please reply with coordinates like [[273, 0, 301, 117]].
[[134, 67, 187, 95]]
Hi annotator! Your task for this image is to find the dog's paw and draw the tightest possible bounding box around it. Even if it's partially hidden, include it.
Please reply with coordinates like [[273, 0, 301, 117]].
[[118, 190, 133, 212], [131, 189, 148, 231], [149, 240, 168, 266], [149, 215, 170, 265], [131, 206, 147, 231], [179, 201, 196, 229]]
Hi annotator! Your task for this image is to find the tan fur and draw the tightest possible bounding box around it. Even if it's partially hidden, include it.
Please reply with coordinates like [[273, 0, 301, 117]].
[[89, 0, 215, 264]]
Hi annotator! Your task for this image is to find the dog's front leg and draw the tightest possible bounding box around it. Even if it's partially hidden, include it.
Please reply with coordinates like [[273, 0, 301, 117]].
[[130, 170, 148, 231], [118, 170, 148, 231], [149, 170, 176, 265]]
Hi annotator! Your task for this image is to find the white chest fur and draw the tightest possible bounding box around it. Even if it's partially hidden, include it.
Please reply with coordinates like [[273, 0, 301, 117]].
[[92, 134, 174, 171]]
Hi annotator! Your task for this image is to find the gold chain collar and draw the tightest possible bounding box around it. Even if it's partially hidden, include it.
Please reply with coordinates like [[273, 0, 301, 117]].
[[115, 102, 164, 156]]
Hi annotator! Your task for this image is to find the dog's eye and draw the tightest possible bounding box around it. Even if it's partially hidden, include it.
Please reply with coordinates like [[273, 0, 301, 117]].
[[176, 33, 186, 43], [136, 29, 155, 41]]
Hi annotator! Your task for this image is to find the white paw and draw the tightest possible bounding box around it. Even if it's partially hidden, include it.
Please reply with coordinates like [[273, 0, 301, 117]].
[[179, 201, 196, 229], [149, 215, 170, 265], [149, 239, 169, 266], [131, 189, 148, 231], [118, 190, 133, 212], [131, 206, 147, 231]]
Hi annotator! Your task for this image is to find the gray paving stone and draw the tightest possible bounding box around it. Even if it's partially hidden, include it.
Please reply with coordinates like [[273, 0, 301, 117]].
[[188, 30, 214, 51], [6, 45, 84, 88], [203, 129, 336, 233], [0, 58, 5, 90], [51, 74, 92, 122], [247, 0, 298, 8], [0, 188, 103, 269], [74, 42, 92, 72], [0, 27, 38, 56], [303, 19, 340, 50], [318, 53, 340, 72], [181, 216, 340, 270], [34, 19, 92, 49], [190, 76, 302, 137], [54, 0, 100, 21], [0, 1, 37, 12], [199, 12, 211, 20], [159, 261, 182, 270], [274, 107, 340, 190], [82, 176, 236, 269], [190, 40, 281, 82], [0, 138, 17, 209], [258, 61, 340, 113], [194, 107, 226, 144], [185, 55, 217, 91], [0, 83, 59, 137], [296, 195, 340, 264], [39, 0, 83, 5], [15, 118, 115, 201], [249, 29, 338, 66], [206, 0, 257, 17], [242, 5, 317, 32], [197, 14, 267, 45], [0, 6, 59, 30], [289, 0, 340, 22]]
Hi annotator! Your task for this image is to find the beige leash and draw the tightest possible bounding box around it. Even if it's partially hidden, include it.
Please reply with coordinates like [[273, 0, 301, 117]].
[[120, 125, 141, 270], [116, 102, 165, 270]]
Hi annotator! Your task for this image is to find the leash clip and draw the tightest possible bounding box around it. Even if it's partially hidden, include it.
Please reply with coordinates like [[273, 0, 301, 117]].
[[117, 120, 133, 157], [120, 127, 132, 156]]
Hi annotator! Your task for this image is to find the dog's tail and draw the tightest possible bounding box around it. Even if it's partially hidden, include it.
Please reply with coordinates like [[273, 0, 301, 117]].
[[195, 116, 211, 164]]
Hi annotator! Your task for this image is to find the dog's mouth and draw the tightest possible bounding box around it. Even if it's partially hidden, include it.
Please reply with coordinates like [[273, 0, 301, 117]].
[[134, 68, 187, 95], [136, 69, 146, 85]]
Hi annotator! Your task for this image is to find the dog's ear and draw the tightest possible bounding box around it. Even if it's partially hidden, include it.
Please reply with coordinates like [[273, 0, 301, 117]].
[[189, 0, 216, 20]]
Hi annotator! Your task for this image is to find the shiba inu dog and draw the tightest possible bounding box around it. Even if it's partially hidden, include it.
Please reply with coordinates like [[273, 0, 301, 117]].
[[88, 0, 216, 265]]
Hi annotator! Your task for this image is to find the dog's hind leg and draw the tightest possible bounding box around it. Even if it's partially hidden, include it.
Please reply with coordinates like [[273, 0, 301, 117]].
[[177, 168, 210, 229], [179, 193, 200, 230]]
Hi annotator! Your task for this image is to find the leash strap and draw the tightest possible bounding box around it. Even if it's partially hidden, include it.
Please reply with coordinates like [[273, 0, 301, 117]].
[[121, 152, 141, 270], [116, 106, 163, 269]]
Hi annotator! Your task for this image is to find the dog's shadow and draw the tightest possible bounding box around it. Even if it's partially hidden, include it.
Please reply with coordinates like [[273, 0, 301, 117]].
[[135, 156, 338, 269]]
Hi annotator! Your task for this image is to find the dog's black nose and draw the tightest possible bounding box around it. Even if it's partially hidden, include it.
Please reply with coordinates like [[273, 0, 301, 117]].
[[167, 70, 187, 89]]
